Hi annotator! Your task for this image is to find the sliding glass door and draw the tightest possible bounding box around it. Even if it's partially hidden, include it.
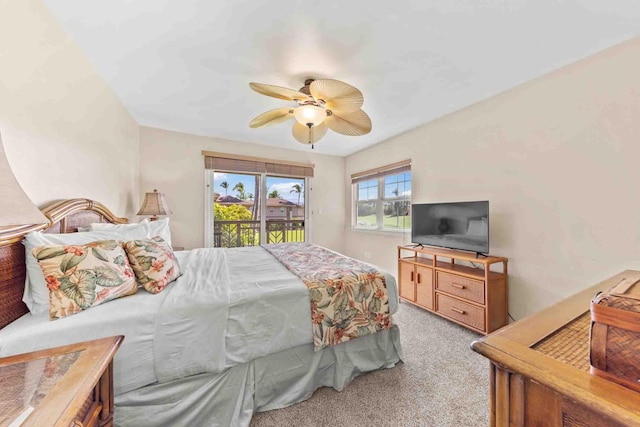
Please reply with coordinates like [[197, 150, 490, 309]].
[[264, 175, 305, 244], [211, 172, 262, 247], [205, 171, 307, 248]]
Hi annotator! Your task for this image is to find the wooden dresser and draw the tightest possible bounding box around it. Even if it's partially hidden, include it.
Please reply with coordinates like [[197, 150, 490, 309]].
[[398, 245, 508, 334], [0, 336, 123, 427], [472, 271, 640, 427]]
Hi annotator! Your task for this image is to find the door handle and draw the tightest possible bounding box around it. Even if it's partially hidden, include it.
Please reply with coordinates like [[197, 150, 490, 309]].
[[417, 273, 421, 284], [410, 271, 414, 282]]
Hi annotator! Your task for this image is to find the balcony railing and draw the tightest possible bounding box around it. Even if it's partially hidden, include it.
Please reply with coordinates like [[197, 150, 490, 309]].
[[213, 219, 305, 248]]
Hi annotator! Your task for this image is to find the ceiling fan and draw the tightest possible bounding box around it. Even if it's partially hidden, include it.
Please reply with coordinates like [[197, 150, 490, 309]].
[[248, 78, 371, 149]]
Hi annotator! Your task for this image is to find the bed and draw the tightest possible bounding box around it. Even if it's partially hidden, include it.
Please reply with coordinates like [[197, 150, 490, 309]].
[[0, 199, 403, 426]]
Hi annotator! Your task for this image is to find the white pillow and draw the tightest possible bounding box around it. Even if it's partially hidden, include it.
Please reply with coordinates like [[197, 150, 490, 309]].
[[89, 218, 148, 231], [22, 226, 150, 315], [143, 218, 172, 247], [89, 218, 172, 247]]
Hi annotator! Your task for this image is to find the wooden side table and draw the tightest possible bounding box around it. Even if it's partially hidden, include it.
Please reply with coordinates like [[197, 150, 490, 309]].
[[471, 271, 640, 427], [0, 336, 123, 427]]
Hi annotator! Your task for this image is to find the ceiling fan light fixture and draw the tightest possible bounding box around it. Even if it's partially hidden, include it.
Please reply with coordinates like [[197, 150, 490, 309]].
[[249, 78, 371, 149], [294, 105, 326, 127]]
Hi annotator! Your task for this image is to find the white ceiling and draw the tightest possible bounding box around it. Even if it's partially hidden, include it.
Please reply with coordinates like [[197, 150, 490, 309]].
[[43, 0, 640, 156]]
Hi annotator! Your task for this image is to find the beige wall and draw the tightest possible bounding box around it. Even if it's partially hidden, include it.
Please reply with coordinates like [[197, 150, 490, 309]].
[[0, 0, 139, 216], [344, 38, 640, 319], [139, 127, 345, 251]]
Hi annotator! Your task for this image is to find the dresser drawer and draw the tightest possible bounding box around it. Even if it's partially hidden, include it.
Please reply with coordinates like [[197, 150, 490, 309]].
[[436, 271, 485, 304], [436, 293, 485, 331]]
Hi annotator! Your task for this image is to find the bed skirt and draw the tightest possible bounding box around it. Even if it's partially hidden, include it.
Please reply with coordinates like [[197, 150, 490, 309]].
[[114, 325, 402, 427]]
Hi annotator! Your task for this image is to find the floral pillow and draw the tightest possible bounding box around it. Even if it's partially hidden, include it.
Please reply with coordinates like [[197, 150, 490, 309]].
[[32, 240, 137, 320], [124, 237, 181, 294]]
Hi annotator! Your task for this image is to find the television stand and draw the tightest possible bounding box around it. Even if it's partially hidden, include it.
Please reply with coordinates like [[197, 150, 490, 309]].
[[398, 245, 508, 334]]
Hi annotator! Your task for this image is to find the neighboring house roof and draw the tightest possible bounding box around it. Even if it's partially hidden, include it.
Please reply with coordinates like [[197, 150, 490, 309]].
[[216, 195, 243, 203], [266, 198, 298, 207], [216, 197, 301, 208]]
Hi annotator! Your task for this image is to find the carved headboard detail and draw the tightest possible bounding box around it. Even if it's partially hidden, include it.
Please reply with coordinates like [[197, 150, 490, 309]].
[[0, 199, 127, 329]]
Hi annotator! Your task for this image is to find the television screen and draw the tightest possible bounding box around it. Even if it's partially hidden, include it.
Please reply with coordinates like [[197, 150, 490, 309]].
[[411, 201, 489, 253]]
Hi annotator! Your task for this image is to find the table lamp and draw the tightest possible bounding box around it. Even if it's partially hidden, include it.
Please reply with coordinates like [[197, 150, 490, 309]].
[[0, 131, 48, 227], [137, 189, 171, 221]]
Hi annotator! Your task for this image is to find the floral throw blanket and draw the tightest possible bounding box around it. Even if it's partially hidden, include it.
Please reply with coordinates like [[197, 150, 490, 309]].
[[262, 243, 391, 351]]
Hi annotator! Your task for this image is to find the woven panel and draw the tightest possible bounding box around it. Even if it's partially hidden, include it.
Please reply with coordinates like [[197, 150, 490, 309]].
[[0, 355, 26, 426], [605, 326, 640, 379], [62, 211, 103, 233], [596, 293, 640, 313], [533, 312, 591, 372], [204, 155, 314, 177], [0, 243, 28, 329]]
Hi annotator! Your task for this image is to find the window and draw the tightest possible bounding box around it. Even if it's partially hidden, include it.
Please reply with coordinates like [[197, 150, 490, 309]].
[[203, 151, 312, 247], [352, 161, 411, 231]]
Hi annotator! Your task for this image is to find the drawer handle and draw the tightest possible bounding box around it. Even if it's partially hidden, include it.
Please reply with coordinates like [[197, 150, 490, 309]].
[[451, 283, 466, 290], [451, 307, 466, 315]]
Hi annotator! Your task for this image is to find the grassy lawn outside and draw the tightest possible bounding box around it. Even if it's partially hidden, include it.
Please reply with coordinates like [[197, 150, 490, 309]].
[[356, 214, 411, 229]]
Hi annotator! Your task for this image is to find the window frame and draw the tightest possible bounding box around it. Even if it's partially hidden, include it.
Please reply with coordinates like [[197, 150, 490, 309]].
[[204, 170, 310, 247], [352, 168, 411, 232]]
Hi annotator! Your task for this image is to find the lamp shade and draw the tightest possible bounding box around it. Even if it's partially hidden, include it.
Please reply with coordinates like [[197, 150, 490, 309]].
[[294, 105, 326, 127], [137, 189, 171, 219], [0, 132, 48, 227]]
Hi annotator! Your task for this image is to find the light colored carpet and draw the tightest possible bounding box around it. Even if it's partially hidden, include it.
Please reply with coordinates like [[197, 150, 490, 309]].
[[250, 302, 490, 427]]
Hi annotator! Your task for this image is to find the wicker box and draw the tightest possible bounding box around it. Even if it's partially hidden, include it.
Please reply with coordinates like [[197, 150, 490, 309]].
[[590, 273, 640, 392]]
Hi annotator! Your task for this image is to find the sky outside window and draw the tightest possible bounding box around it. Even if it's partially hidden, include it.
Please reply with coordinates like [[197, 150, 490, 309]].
[[214, 172, 304, 205]]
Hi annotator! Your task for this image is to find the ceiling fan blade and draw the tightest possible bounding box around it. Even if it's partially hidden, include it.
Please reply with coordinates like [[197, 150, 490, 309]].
[[249, 82, 309, 102], [309, 79, 364, 112], [249, 108, 295, 128], [325, 109, 372, 136], [292, 122, 328, 145]]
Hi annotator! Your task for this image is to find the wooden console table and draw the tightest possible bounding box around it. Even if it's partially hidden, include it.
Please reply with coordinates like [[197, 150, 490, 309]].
[[398, 245, 508, 334], [472, 270, 640, 427]]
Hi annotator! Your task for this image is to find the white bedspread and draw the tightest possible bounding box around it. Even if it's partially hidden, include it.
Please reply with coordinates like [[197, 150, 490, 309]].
[[0, 246, 398, 396]]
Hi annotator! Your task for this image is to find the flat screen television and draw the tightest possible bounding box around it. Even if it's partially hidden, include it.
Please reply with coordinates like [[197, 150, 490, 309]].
[[411, 201, 489, 254]]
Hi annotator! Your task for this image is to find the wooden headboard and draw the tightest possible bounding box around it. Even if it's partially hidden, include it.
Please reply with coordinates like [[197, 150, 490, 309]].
[[0, 199, 127, 329]]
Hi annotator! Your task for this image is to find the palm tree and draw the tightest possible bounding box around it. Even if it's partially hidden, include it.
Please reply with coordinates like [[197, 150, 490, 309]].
[[220, 181, 229, 195], [233, 182, 246, 200], [251, 175, 260, 220], [268, 190, 281, 199], [290, 183, 303, 207]]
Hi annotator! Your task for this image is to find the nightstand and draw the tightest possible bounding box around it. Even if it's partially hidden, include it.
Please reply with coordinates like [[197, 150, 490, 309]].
[[0, 336, 123, 427]]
